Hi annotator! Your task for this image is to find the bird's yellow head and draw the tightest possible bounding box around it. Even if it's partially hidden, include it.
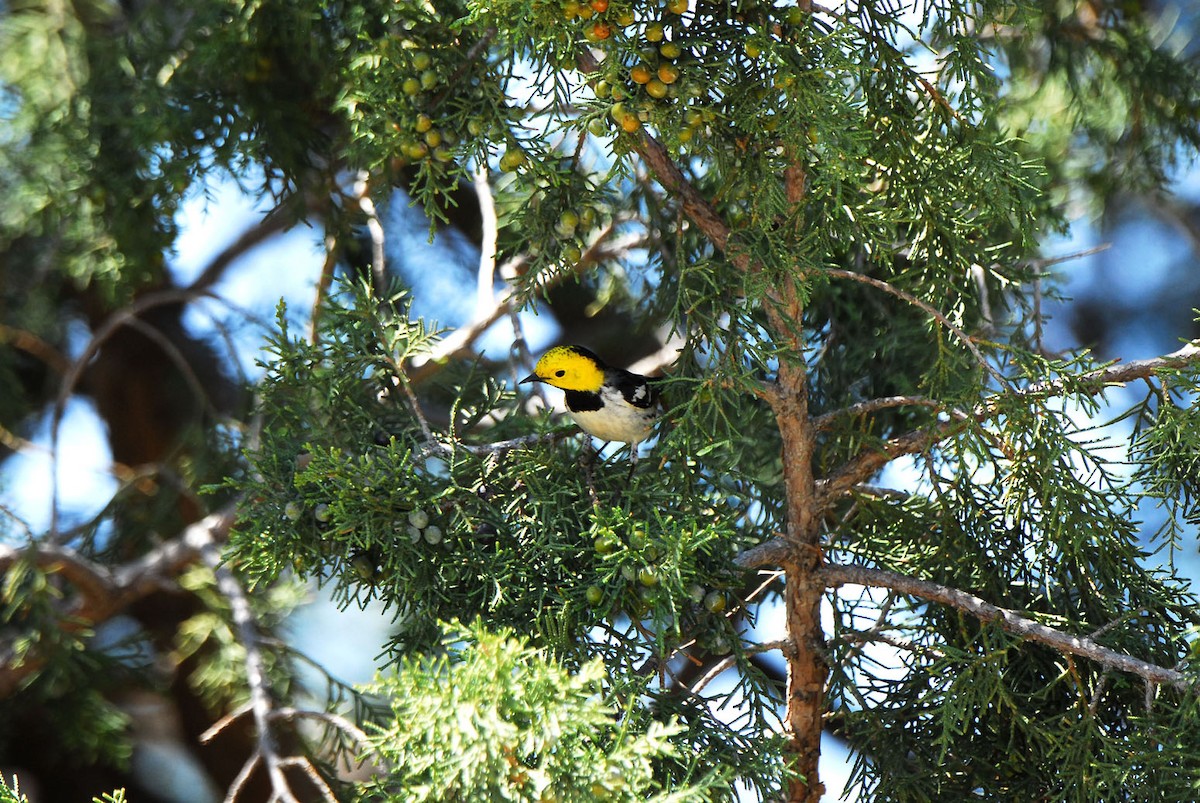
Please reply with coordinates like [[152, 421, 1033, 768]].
[[520, 345, 606, 392]]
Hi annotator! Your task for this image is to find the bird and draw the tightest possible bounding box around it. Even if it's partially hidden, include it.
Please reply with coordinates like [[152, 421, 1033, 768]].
[[520, 345, 660, 462]]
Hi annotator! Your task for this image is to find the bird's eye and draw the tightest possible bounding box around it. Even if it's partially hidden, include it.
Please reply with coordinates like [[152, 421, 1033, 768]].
[[555, 370, 566, 377]]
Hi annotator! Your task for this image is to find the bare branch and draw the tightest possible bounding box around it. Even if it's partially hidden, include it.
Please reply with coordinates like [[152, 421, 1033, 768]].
[[822, 562, 1197, 693], [353, 172, 388, 297], [49, 288, 219, 533], [188, 197, 302, 295], [473, 166, 499, 316], [1023, 243, 1112, 270], [406, 421, 571, 462], [310, 226, 339, 344], [271, 707, 375, 754], [200, 702, 254, 745], [0, 324, 71, 375], [735, 537, 795, 570], [197, 532, 302, 803], [812, 395, 948, 431], [838, 628, 944, 659], [824, 268, 1006, 387], [816, 420, 966, 506], [406, 226, 642, 384]]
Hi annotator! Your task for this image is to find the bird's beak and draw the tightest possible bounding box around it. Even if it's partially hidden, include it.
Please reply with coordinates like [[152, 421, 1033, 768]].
[[519, 374, 539, 385]]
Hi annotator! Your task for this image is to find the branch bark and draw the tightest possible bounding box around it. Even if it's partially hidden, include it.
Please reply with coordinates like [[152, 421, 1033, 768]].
[[577, 44, 826, 801], [822, 562, 1197, 692]]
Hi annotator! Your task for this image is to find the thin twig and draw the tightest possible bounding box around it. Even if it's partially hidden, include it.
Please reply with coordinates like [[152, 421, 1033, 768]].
[[0, 507, 237, 698], [188, 196, 303, 295], [692, 639, 795, 695], [395, 373, 435, 443], [812, 395, 949, 431], [419, 431, 568, 460], [473, 166, 499, 317], [225, 752, 263, 803], [1025, 243, 1112, 270], [271, 707, 376, 753], [353, 172, 387, 297], [200, 702, 254, 744], [406, 227, 641, 384], [310, 226, 339, 344], [0, 324, 71, 375], [824, 268, 1006, 388], [50, 288, 215, 534]]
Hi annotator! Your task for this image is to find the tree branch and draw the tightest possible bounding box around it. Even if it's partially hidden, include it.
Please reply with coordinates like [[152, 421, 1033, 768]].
[[0, 507, 237, 697], [197, 534, 310, 803], [823, 268, 1007, 388], [815, 339, 1200, 506], [692, 639, 796, 695], [187, 196, 303, 295], [406, 226, 642, 384], [812, 395, 948, 431], [822, 562, 1197, 693]]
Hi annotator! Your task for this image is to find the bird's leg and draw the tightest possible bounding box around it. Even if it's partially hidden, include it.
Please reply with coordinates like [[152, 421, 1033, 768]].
[[625, 442, 640, 483], [580, 441, 600, 506]]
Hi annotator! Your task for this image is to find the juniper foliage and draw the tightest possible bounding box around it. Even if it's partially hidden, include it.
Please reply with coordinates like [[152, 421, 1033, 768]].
[[1, 0, 1200, 799]]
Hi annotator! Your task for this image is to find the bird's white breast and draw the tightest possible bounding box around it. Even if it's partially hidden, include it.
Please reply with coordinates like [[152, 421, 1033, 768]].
[[568, 386, 656, 443]]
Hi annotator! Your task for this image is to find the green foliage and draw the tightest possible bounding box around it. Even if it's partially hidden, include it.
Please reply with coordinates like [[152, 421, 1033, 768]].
[[227, 282, 783, 791], [0, 559, 132, 768], [3, 0, 1200, 799], [92, 791, 127, 803], [356, 619, 727, 801], [0, 775, 28, 803]]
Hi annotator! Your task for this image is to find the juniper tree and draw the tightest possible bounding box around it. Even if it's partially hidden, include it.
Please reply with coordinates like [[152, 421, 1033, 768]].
[[2, 0, 1200, 800]]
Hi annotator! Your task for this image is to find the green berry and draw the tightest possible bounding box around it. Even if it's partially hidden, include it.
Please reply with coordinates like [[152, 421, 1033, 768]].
[[408, 508, 430, 529], [499, 148, 527, 172], [703, 590, 727, 614], [586, 585, 605, 605]]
